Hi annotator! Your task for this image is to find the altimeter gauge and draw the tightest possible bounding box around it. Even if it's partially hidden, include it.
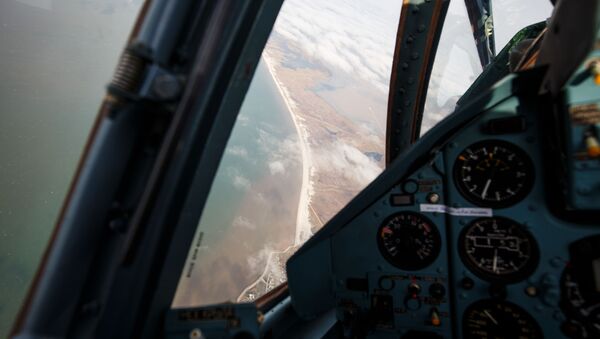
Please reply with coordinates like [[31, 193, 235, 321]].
[[459, 217, 539, 283], [377, 212, 441, 270], [453, 139, 534, 208]]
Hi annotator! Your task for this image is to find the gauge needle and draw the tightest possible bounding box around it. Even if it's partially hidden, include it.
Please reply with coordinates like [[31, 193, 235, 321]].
[[483, 309, 498, 325], [492, 249, 498, 273], [481, 179, 492, 199]]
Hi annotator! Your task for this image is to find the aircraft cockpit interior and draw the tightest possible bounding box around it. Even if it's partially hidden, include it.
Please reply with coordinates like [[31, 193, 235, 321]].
[[4, 0, 600, 338]]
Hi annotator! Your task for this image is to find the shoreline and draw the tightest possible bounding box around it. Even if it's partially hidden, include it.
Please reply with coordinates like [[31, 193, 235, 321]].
[[262, 52, 314, 246], [236, 53, 315, 302]]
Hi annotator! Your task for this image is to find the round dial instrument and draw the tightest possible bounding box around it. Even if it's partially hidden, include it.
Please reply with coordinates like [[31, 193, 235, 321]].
[[459, 217, 539, 283], [377, 212, 441, 270], [453, 140, 534, 208], [560, 235, 600, 338], [463, 299, 543, 338]]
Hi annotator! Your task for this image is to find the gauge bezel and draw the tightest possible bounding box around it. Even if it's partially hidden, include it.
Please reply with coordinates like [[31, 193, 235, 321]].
[[462, 299, 543, 339], [453, 139, 535, 208], [376, 211, 441, 271], [458, 217, 540, 284]]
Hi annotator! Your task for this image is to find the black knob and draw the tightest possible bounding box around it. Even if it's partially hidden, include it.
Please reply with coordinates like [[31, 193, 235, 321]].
[[429, 283, 446, 299]]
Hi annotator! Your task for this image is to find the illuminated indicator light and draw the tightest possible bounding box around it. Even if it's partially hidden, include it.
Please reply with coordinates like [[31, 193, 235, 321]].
[[585, 135, 600, 157], [431, 308, 441, 326], [590, 60, 600, 85], [458, 155, 467, 161]]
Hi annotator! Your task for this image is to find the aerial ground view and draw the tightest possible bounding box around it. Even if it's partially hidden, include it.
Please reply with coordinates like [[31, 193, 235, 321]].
[[173, 0, 401, 306], [172, 0, 546, 307]]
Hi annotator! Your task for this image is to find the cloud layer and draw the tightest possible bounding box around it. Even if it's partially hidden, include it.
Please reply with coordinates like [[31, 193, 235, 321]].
[[273, 0, 402, 93]]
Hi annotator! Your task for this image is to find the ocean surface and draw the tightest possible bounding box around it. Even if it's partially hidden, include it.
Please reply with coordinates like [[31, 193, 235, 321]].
[[173, 59, 302, 306], [0, 1, 299, 335]]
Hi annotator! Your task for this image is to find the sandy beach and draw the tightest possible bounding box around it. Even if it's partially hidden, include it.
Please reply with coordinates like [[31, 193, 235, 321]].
[[235, 53, 316, 302], [262, 52, 314, 246]]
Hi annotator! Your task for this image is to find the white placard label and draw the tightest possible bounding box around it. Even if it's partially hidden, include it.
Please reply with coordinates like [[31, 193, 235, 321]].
[[420, 204, 493, 217]]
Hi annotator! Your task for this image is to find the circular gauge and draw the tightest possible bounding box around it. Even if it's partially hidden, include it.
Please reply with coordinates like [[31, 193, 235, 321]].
[[377, 212, 441, 270], [459, 217, 539, 283], [463, 299, 543, 339], [453, 139, 534, 208], [560, 235, 600, 338]]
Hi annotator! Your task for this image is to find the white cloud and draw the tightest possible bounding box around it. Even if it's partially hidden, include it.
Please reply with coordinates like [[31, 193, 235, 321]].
[[272, 0, 402, 93], [315, 141, 382, 186], [246, 247, 273, 275], [268, 161, 286, 175], [256, 128, 301, 176], [232, 216, 257, 230], [227, 167, 252, 190], [233, 175, 251, 190], [225, 145, 248, 158]]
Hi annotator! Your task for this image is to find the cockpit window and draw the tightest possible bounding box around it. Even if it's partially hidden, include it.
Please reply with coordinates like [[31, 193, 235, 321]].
[[421, 0, 554, 136], [493, 0, 554, 52], [0, 1, 141, 336], [173, 0, 402, 307], [421, 0, 483, 135]]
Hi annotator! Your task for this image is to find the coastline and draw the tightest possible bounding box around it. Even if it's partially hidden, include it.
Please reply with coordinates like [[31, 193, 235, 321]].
[[262, 51, 314, 246], [235, 53, 315, 302]]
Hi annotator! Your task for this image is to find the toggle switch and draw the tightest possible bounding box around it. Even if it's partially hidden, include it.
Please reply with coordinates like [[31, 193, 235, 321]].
[[407, 282, 421, 297]]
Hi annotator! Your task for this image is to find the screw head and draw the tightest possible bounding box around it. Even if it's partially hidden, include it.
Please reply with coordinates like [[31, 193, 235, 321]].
[[153, 73, 182, 100]]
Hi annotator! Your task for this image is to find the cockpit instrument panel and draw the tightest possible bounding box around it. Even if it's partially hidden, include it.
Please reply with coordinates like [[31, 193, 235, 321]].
[[286, 71, 600, 338]]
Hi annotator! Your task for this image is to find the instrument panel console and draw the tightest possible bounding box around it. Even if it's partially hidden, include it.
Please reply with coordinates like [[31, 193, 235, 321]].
[[286, 73, 600, 338]]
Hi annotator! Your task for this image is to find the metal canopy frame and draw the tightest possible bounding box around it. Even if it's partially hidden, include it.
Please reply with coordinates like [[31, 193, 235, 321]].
[[12, 0, 284, 338], [386, 0, 451, 165]]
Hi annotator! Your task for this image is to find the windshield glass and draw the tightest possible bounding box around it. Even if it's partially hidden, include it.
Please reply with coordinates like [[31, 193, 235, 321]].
[[421, 0, 554, 135], [494, 0, 554, 52], [173, 0, 402, 307], [421, 0, 482, 135], [0, 1, 141, 336]]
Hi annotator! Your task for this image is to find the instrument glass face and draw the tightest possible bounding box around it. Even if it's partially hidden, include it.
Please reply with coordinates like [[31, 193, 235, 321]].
[[459, 217, 539, 283], [377, 212, 441, 270], [453, 140, 534, 208], [463, 299, 543, 339]]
